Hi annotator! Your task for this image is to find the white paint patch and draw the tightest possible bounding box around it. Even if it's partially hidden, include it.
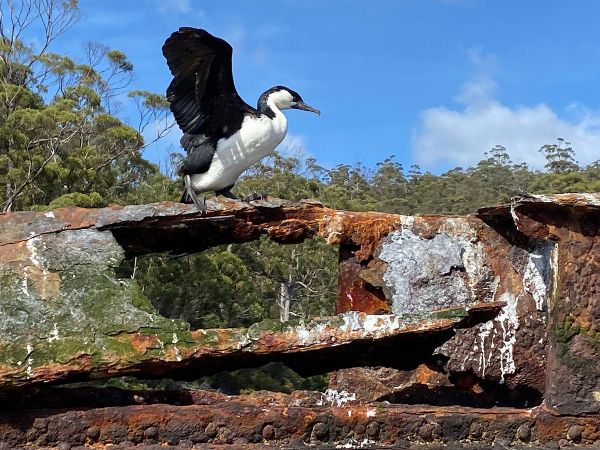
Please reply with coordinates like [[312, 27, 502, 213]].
[[496, 292, 519, 382], [25, 236, 50, 298], [478, 320, 495, 376], [510, 202, 520, 225], [317, 389, 356, 407], [44, 211, 55, 218], [580, 193, 600, 206], [366, 408, 376, 418], [336, 438, 377, 448], [593, 391, 600, 401], [550, 244, 560, 309], [346, 293, 354, 309], [379, 228, 484, 315], [297, 327, 310, 343], [400, 215, 414, 228], [48, 323, 59, 343], [172, 333, 182, 361], [523, 251, 549, 311], [339, 312, 403, 339], [323, 213, 345, 244], [26, 344, 34, 377]]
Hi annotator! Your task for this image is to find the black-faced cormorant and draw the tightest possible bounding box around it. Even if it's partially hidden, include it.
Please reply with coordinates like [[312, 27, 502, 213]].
[[162, 27, 320, 210]]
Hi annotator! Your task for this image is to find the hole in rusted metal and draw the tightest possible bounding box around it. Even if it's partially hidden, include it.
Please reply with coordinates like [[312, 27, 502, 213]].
[[379, 369, 543, 408]]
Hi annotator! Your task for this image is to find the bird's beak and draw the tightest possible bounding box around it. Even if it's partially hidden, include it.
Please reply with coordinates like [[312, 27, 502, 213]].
[[292, 101, 321, 116]]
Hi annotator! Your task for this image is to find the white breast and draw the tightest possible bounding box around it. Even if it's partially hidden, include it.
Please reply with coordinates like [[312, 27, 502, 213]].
[[190, 109, 288, 192]]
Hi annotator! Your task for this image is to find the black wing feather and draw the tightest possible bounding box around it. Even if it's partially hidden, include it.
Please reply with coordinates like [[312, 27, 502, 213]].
[[162, 27, 256, 164]]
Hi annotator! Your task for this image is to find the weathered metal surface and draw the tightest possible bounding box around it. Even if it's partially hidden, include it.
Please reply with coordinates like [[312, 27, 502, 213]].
[[1, 193, 599, 448], [491, 193, 600, 416], [331, 193, 599, 416], [0, 197, 502, 388], [336, 216, 552, 399], [1, 388, 599, 448]]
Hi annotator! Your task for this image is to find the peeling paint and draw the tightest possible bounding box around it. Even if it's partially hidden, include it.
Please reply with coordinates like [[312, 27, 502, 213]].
[[496, 292, 519, 381], [172, 333, 182, 361], [522, 242, 554, 311], [336, 438, 377, 448], [378, 228, 491, 315], [48, 323, 59, 343], [339, 312, 403, 339], [510, 202, 520, 225], [478, 320, 495, 376], [26, 344, 33, 377], [550, 242, 560, 309], [317, 389, 356, 407]]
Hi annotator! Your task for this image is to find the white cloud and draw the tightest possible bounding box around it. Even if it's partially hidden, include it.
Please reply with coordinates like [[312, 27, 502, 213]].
[[412, 76, 600, 170]]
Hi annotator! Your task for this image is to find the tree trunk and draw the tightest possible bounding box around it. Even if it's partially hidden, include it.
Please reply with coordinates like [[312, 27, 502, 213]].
[[279, 281, 291, 323], [4, 157, 13, 212]]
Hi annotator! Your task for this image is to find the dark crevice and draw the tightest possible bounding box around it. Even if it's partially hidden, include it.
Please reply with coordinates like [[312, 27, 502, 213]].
[[0, 363, 328, 411], [476, 206, 531, 247], [455, 304, 504, 329], [123, 326, 457, 381], [362, 281, 387, 303], [378, 370, 543, 409]]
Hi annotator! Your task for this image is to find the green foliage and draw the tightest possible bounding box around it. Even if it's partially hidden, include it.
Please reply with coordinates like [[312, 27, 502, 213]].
[[0, 0, 171, 212], [44, 191, 104, 209], [203, 362, 329, 395]]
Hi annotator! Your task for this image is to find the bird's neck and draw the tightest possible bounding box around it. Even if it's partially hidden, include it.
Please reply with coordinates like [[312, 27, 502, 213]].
[[258, 96, 283, 119]]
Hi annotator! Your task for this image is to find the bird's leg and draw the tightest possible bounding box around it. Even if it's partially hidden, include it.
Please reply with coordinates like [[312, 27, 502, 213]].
[[182, 175, 207, 212], [215, 185, 239, 200]]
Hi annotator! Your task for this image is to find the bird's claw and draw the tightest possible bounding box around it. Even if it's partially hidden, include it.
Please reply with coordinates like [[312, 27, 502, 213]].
[[243, 192, 268, 202], [182, 175, 207, 213]]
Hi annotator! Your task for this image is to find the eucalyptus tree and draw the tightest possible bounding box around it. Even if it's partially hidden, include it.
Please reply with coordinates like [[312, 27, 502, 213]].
[[0, 0, 173, 211]]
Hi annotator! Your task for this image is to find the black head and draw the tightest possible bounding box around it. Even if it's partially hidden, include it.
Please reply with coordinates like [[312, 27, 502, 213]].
[[258, 86, 320, 115]]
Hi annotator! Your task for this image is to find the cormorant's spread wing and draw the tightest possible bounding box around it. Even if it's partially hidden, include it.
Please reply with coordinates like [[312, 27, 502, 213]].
[[162, 27, 255, 153]]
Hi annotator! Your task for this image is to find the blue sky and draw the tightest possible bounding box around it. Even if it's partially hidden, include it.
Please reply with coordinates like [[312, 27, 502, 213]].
[[52, 1, 600, 173]]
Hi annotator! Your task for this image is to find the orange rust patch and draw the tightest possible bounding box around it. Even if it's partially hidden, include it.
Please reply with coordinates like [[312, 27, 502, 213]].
[[31, 355, 94, 383], [130, 333, 160, 354], [53, 207, 100, 229], [267, 219, 312, 243], [26, 267, 61, 300], [0, 241, 27, 263], [413, 363, 441, 385]]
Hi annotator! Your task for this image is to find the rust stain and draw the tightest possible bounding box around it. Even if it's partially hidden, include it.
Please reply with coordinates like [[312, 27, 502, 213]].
[[130, 333, 160, 354], [53, 206, 99, 230], [0, 241, 28, 263]]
